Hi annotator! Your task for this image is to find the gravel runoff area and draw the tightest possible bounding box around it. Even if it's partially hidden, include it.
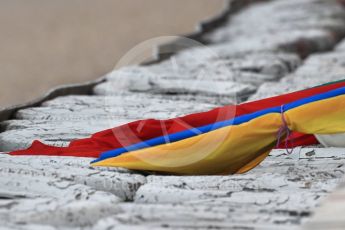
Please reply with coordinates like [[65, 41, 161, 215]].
[[1, 0, 345, 229]]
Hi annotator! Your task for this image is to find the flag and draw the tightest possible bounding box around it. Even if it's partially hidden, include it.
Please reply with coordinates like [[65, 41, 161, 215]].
[[10, 80, 345, 174]]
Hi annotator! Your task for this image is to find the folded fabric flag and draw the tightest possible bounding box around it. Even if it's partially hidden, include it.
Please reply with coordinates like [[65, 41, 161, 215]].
[[91, 84, 345, 175], [10, 80, 345, 175]]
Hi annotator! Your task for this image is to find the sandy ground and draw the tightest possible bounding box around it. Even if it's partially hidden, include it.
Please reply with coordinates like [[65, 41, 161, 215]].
[[0, 0, 225, 108]]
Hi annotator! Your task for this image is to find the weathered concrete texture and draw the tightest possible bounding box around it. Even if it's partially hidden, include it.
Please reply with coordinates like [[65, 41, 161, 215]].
[[90, 148, 345, 230], [1, 0, 345, 229], [0, 154, 145, 200], [335, 37, 345, 50], [0, 153, 145, 228], [0, 165, 123, 228], [120, 52, 301, 84], [171, 51, 301, 75], [15, 99, 216, 121], [94, 203, 302, 230], [208, 29, 337, 58], [209, 0, 344, 55], [93, 87, 235, 105], [303, 178, 345, 230], [100, 69, 256, 96], [250, 50, 345, 100]]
